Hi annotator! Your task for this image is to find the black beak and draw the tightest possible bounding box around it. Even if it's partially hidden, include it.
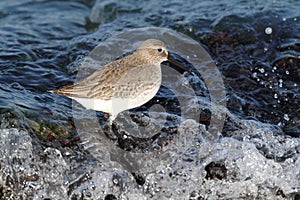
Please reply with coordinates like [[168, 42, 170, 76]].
[[167, 53, 192, 74]]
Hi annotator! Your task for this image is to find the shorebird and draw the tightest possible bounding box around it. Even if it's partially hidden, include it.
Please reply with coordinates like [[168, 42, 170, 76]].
[[50, 39, 188, 124]]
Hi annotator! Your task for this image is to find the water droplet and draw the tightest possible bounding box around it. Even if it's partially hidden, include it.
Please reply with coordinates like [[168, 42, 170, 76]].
[[113, 178, 119, 184], [279, 79, 283, 87], [283, 114, 290, 121], [277, 122, 282, 126], [274, 93, 278, 99], [265, 27, 272, 35], [259, 68, 265, 73], [285, 70, 289, 75], [91, 184, 96, 190], [282, 17, 286, 21], [252, 72, 257, 78], [264, 47, 268, 52]]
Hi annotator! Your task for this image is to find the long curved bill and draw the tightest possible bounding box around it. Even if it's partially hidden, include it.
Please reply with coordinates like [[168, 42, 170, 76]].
[[167, 54, 192, 74]]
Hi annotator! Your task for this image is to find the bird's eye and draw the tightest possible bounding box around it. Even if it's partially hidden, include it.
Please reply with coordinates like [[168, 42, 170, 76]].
[[157, 48, 162, 52]]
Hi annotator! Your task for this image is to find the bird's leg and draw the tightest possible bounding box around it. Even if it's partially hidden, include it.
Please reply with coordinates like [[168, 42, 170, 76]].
[[111, 121, 128, 139], [102, 121, 118, 140], [102, 112, 123, 140], [101, 113, 117, 140], [111, 121, 120, 135]]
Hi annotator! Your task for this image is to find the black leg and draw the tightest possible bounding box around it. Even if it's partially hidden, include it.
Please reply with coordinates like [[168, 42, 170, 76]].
[[111, 121, 127, 139], [102, 121, 118, 140]]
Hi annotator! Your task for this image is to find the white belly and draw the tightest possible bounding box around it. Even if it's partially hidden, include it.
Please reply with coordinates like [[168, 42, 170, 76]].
[[71, 64, 162, 121], [71, 83, 160, 120]]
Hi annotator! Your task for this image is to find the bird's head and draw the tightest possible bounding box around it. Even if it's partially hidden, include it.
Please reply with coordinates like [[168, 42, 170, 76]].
[[137, 39, 168, 64]]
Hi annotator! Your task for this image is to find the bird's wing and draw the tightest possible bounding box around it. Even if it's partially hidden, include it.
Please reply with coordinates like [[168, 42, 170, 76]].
[[52, 55, 138, 100]]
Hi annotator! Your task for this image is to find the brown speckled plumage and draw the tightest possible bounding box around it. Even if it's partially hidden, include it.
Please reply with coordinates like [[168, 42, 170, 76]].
[[52, 40, 167, 100], [50, 39, 169, 122]]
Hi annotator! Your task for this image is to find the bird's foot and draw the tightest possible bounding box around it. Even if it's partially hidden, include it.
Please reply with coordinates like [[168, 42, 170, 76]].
[[102, 121, 128, 141]]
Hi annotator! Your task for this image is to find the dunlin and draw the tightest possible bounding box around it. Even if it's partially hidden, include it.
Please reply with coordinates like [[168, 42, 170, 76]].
[[51, 39, 188, 124]]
